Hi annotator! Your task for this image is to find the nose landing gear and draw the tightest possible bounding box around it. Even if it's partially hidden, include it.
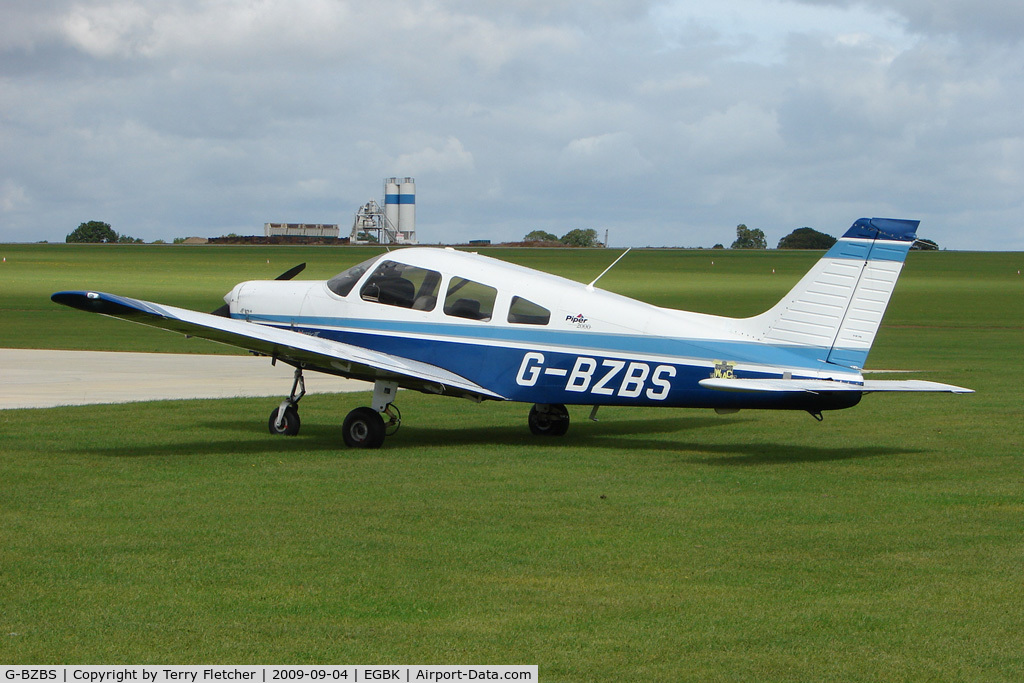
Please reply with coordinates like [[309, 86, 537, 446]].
[[268, 367, 306, 436]]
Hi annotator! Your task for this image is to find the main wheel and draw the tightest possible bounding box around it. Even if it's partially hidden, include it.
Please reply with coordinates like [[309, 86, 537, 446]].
[[268, 405, 301, 436], [528, 403, 570, 436], [343, 407, 386, 448]]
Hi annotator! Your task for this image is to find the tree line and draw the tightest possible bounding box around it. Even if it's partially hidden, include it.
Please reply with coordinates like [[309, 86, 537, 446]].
[[66, 220, 939, 250], [523, 228, 601, 247], [729, 224, 938, 250]]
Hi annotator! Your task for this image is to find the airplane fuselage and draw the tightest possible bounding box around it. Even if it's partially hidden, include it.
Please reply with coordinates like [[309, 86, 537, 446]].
[[225, 247, 862, 413]]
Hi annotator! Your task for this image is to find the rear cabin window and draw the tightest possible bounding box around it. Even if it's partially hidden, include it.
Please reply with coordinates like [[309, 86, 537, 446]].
[[327, 255, 382, 297], [359, 261, 442, 311], [507, 296, 550, 325], [443, 277, 497, 321]]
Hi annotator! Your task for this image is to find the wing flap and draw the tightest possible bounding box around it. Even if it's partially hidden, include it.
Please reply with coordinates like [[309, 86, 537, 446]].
[[51, 291, 505, 401]]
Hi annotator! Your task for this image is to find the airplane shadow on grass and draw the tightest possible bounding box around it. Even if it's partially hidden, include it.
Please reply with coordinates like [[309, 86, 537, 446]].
[[393, 416, 921, 465], [79, 413, 920, 464]]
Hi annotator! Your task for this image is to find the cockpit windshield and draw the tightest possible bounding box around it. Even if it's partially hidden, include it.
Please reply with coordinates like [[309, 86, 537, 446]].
[[326, 255, 383, 297]]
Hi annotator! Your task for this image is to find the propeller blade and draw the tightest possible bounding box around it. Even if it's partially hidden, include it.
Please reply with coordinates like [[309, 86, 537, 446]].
[[276, 263, 306, 280]]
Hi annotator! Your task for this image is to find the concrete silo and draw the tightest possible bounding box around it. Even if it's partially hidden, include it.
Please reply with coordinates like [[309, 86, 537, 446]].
[[372, 176, 415, 245], [397, 177, 416, 244], [383, 178, 401, 239]]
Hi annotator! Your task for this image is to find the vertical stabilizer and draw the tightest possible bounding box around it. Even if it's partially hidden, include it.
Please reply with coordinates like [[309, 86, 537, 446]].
[[741, 218, 919, 370]]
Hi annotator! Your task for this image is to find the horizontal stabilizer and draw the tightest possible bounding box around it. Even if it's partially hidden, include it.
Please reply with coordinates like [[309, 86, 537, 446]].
[[861, 380, 973, 393], [700, 377, 973, 394], [700, 378, 865, 393]]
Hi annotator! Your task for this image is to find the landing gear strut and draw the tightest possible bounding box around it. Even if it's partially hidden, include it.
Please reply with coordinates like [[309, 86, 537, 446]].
[[268, 366, 305, 436], [267, 371, 402, 448], [528, 403, 570, 436]]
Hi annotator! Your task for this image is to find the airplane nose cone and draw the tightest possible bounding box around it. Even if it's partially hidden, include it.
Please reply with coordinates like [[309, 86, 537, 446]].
[[224, 283, 241, 306]]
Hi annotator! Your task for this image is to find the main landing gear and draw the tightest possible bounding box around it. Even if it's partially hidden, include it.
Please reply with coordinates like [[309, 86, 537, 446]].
[[267, 368, 401, 449], [341, 380, 401, 449], [528, 403, 570, 436]]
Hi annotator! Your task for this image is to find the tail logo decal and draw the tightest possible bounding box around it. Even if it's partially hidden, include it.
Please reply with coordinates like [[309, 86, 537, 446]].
[[710, 360, 736, 379]]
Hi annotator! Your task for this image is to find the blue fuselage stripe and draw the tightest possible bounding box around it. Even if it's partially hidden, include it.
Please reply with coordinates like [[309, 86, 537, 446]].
[[242, 314, 858, 370], [258, 321, 861, 410]]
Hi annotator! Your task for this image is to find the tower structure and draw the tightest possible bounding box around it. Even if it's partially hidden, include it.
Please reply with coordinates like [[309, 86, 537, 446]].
[[351, 177, 417, 245]]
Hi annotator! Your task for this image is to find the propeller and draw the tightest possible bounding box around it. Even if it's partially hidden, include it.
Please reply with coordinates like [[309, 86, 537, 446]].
[[275, 262, 306, 281], [211, 262, 307, 318]]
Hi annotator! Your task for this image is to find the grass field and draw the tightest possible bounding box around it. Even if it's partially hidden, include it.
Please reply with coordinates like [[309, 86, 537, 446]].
[[1, 244, 1023, 679]]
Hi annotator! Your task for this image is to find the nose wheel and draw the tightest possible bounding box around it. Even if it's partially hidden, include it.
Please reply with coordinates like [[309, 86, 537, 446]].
[[268, 404, 301, 436], [268, 367, 306, 436]]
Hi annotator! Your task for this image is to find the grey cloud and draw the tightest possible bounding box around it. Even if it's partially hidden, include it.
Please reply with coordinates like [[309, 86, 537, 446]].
[[795, 0, 1024, 42], [1, 0, 1022, 249]]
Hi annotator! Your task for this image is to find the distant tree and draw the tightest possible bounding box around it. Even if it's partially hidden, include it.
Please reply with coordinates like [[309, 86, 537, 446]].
[[173, 237, 186, 244], [524, 229, 558, 242], [117, 234, 143, 244], [66, 221, 117, 243], [712, 243, 725, 250], [730, 224, 767, 249], [777, 227, 837, 250], [560, 228, 599, 247], [911, 238, 939, 251]]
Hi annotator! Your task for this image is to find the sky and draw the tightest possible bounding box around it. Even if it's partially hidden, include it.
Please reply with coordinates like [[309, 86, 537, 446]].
[[2, 0, 1024, 250]]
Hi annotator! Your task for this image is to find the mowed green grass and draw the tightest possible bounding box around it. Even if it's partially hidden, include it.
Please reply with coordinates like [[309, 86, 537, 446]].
[[1, 244, 1023, 679]]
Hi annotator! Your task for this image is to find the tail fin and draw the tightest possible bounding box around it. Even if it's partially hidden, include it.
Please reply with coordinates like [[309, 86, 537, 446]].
[[741, 218, 919, 370]]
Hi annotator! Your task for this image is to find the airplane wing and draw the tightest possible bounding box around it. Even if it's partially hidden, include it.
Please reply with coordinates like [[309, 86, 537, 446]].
[[51, 291, 505, 402], [699, 378, 973, 394]]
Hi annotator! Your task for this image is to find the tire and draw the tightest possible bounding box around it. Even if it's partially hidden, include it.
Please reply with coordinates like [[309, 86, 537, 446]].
[[342, 407, 386, 448], [268, 405, 301, 436], [528, 403, 570, 436]]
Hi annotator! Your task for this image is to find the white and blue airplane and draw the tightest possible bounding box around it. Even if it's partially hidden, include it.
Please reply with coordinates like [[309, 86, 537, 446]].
[[52, 217, 971, 448]]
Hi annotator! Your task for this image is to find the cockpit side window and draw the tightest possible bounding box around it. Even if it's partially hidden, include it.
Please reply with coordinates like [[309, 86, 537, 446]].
[[507, 296, 550, 325], [327, 255, 382, 297], [443, 277, 497, 321], [360, 261, 441, 311]]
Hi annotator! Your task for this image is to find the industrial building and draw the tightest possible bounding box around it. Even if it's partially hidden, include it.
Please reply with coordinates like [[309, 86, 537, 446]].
[[264, 223, 340, 238], [350, 177, 417, 245]]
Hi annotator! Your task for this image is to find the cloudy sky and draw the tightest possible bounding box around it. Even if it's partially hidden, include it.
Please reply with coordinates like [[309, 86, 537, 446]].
[[2, 0, 1023, 249]]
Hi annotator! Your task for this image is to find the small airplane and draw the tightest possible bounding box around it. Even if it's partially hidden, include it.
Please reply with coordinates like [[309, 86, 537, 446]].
[[52, 217, 972, 448]]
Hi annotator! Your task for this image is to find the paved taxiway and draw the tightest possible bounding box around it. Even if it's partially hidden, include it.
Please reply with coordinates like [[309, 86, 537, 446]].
[[0, 349, 369, 410]]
